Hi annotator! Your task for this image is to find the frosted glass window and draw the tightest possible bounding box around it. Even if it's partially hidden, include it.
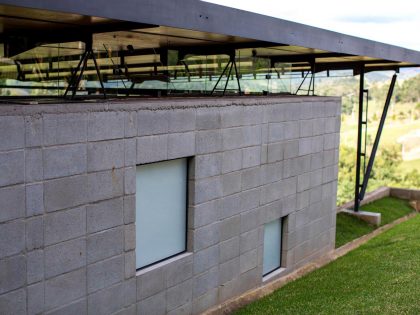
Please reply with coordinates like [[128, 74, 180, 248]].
[[136, 158, 187, 269], [263, 218, 282, 275]]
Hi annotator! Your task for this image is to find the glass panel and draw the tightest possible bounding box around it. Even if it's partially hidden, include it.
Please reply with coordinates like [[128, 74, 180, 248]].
[[263, 218, 282, 275], [136, 158, 187, 269]]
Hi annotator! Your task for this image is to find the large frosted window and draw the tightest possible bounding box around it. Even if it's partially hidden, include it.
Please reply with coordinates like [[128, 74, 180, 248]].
[[263, 218, 283, 276], [136, 158, 187, 269]]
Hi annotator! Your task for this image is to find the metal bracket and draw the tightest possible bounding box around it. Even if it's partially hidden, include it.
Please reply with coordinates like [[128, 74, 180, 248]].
[[210, 52, 242, 96]]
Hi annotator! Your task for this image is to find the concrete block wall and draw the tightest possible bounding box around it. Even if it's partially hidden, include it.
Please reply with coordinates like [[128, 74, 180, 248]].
[[0, 96, 341, 315]]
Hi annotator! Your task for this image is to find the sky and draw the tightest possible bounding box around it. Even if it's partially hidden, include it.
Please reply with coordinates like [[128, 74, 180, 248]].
[[203, 0, 420, 51]]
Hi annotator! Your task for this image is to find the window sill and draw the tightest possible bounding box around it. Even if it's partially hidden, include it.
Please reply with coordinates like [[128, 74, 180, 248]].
[[262, 267, 286, 283], [136, 252, 192, 276]]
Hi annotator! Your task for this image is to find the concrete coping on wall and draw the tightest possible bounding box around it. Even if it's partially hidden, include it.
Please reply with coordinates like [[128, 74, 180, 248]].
[[0, 95, 341, 116], [337, 186, 420, 225]]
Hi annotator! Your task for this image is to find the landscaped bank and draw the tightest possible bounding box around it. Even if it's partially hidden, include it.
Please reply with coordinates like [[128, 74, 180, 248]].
[[234, 200, 419, 314]]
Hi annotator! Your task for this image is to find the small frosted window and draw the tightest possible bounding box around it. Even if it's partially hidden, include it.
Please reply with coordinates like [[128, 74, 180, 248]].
[[263, 218, 282, 275], [136, 158, 187, 269]]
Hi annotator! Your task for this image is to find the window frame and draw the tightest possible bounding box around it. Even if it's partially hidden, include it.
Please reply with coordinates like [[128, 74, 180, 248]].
[[262, 216, 285, 277]]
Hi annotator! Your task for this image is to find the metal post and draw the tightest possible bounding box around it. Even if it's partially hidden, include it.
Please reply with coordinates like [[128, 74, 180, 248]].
[[354, 65, 365, 211], [359, 74, 397, 200]]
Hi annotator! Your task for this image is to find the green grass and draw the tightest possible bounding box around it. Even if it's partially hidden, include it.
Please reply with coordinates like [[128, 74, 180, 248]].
[[234, 214, 420, 315], [335, 213, 375, 248], [335, 197, 414, 248]]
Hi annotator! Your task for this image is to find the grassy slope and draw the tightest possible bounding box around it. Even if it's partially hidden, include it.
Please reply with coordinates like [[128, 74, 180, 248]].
[[235, 214, 420, 315], [335, 197, 414, 248]]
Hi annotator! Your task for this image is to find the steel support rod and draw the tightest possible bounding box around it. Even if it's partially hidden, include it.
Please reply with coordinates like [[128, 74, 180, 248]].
[[354, 66, 365, 211], [359, 74, 397, 200]]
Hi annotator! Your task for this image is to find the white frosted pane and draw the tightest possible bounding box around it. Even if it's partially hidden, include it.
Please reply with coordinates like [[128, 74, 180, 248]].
[[136, 159, 187, 269], [263, 219, 282, 275]]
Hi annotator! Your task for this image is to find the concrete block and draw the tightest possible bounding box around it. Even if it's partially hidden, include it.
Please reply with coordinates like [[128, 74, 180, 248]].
[[219, 215, 240, 242], [43, 144, 87, 179], [88, 111, 124, 141], [196, 107, 221, 130], [0, 116, 24, 151], [193, 245, 219, 275], [87, 198, 123, 234], [324, 117, 336, 134], [194, 153, 221, 179], [222, 171, 241, 196], [243, 125, 262, 147], [312, 118, 325, 135], [87, 169, 124, 203], [261, 144, 268, 165], [283, 121, 299, 140], [88, 282, 125, 315], [240, 207, 260, 233], [310, 152, 323, 171], [267, 142, 284, 163], [261, 124, 269, 144], [192, 222, 219, 251], [27, 250, 44, 284], [169, 109, 196, 132], [243, 106, 263, 125], [194, 176, 222, 204], [310, 169, 323, 188], [137, 264, 166, 300], [297, 173, 310, 192], [299, 120, 313, 137], [222, 149, 242, 173], [240, 229, 259, 254], [196, 130, 222, 154], [26, 183, 44, 217], [28, 282, 44, 315], [0, 150, 24, 187], [166, 254, 193, 288], [242, 146, 261, 169], [284, 194, 297, 215], [189, 199, 220, 229], [192, 267, 218, 299], [260, 162, 282, 185], [284, 104, 300, 121], [124, 195, 135, 224], [45, 206, 86, 246], [299, 137, 312, 156], [297, 155, 311, 175], [219, 257, 240, 284], [0, 220, 24, 258], [323, 149, 335, 167], [125, 168, 136, 195], [268, 123, 284, 142], [137, 292, 166, 315], [26, 216, 44, 251], [87, 139, 124, 172], [240, 188, 260, 214], [263, 200, 283, 223], [137, 110, 169, 136], [25, 148, 43, 182], [241, 166, 261, 190], [264, 104, 286, 123], [323, 133, 336, 150], [322, 165, 335, 183], [125, 111, 138, 137], [124, 277, 137, 307], [312, 135, 324, 153], [0, 288, 26, 315], [45, 299, 87, 315], [297, 190, 310, 211], [168, 132, 195, 159], [125, 138, 137, 166], [260, 181, 282, 205], [44, 268, 86, 311], [0, 185, 25, 223], [283, 158, 297, 179], [310, 186, 323, 204], [0, 255, 26, 294], [125, 250, 136, 279], [222, 127, 244, 150], [45, 238, 86, 279], [220, 193, 241, 219], [44, 113, 87, 146], [87, 255, 124, 293], [136, 135, 168, 164], [221, 106, 243, 128], [25, 115, 43, 148], [125, 224, 136, 251], [192, 288, 218, 315], [219, 237, 239, 263], [168, 302, 191, 315], [87, 227, 124, 264]]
